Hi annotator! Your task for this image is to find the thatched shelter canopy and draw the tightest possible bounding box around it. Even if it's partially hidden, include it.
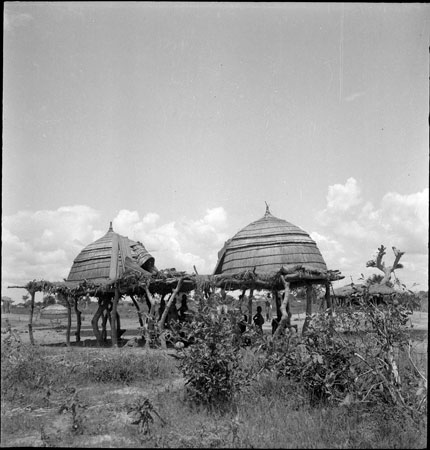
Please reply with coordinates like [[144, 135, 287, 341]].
[[333, 282, 398, 298], [333, 283, 365, 297], [213, 206, 343, 289], [9, 272, 212, 300]]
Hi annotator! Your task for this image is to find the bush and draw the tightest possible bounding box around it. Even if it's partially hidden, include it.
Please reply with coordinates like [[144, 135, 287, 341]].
[[261, 317, 356, 405], [261, 297, 427, 418], [171, 294, 256, 406]]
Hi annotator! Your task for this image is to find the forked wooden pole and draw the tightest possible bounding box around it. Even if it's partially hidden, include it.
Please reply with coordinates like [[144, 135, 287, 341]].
[[302, 283, 314, 335], [28, 290, 36, 345], [91, 298, 104, 345], [65, 295, 72, 347], [272, 276, 290, 339], [248, 289, 254, 324], [131, 295, 144, 328], [325, 282, 332, 315], [158, 278, 184, 349], [143, 286, 157, 349], [74, 297, 82, 343], [111, 285, 119, 347]]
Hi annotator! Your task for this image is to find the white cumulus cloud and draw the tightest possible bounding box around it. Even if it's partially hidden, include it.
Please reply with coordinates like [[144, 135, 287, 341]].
[[313, 179, 428, 289], [1, 205, 230, 302], [112, 207, 229, 273]]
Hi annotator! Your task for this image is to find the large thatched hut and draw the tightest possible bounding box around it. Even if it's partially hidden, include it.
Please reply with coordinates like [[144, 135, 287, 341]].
[[213, 205, 343, 334], [214, 206, 327, 278]]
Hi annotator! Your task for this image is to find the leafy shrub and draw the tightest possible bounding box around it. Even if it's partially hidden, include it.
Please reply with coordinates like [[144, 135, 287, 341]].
[[171, 294, 256, 406], [126, 396, 166, 435], [261, 316, 356, 405], [261, 297, 427, 418]]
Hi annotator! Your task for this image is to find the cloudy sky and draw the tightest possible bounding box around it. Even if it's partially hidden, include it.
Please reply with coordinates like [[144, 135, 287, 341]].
[[3, 2, 429, 303]]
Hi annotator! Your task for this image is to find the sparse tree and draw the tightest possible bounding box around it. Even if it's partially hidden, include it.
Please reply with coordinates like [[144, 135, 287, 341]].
[[1, 296, 14, 313], [368, 273, 393, 287], [366, 245, 404, 285], [43, 294, 56, 307]]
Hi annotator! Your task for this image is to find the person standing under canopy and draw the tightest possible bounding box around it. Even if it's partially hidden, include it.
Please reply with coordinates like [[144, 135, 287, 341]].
[[253, 306, 265, 334]]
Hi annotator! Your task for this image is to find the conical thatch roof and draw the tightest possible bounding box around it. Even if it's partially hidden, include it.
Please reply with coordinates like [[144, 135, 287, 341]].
[[368, 283, 398, 295], [333, 283, 365, 297], [214, 206, 327, 277], [67, 223, 157, 283], [40, 304, 69, 319]]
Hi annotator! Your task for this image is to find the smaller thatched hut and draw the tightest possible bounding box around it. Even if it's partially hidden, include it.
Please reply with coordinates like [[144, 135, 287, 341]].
[[333, 282, 398, 307], [40, 304, 69, 320], [67, 222, 157, 283]]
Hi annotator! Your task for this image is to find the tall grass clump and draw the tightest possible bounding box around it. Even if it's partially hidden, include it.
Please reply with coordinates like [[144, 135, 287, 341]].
[[1, 336, 177, 407], [82, 349, 176, 384], [1, 339, 70, 404]]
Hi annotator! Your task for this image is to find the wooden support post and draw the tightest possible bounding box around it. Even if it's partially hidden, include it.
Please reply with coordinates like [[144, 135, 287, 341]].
[[91, 298, 104, 345], [248, 289, 253, 324], [302, 283, 314, 335], [116, 308, 122, 338], [28, 290, 36, 345], [158, 278, 184, 350], [131, 295, 144, 327], [101, 305, 111, 342], [74, 297, 82, 343], [111, 285, 119, 347], [158, 294, 166, 320], [273, 289, 282, 318], [144, 287, 157, 318], [325, 282, 332, 315], [273, 277, 291, 339], [238, 288, 246, 315], [65, 296, 72, 347], [143, 287, 157, 349]]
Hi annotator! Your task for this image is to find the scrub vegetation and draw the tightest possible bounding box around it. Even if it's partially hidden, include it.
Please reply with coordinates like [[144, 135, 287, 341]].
[[1, 289, 427, 448]]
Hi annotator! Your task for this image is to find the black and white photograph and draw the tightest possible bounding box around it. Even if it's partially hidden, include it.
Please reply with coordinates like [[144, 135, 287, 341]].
[[2, 2, 428, 448]]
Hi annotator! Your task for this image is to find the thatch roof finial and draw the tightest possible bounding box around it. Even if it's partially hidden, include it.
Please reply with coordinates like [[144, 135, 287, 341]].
[[108, 221, 113, 232], [264, 201, 271, 216]]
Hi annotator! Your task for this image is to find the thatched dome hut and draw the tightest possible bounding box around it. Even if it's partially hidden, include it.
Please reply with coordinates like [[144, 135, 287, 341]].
[[67, 222, 157, 283], [214, 206, 327, 278], [213, 205, 342, 335], [333, 283, 398, 297], [63, 222, 159, 346], [40, 303, 69, 319], [333, 282, 398, 307]]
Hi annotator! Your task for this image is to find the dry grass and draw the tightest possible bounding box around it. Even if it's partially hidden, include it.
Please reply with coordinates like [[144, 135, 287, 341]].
[[1, 340, 427, 448]]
